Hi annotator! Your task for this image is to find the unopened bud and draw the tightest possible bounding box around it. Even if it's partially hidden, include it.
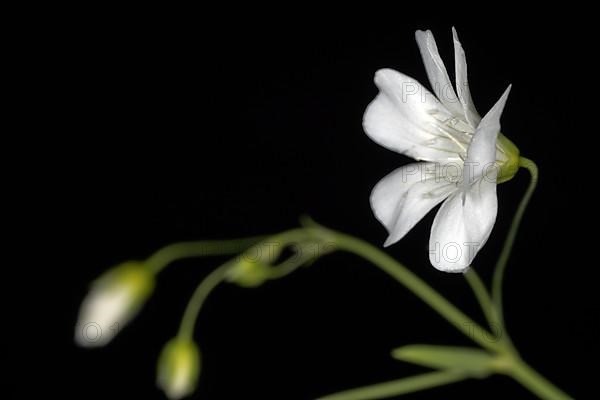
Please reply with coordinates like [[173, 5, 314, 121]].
[[157, 338, 201, 400], [225, 258, 271, 288], [75, 261, 155, 347]]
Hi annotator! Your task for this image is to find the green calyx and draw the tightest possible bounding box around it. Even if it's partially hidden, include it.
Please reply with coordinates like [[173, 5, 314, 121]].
[[225, 258, 272, 288], [157, 337, 201, 399], [496, 133, 520, 183], [95, 261, 156, 305]]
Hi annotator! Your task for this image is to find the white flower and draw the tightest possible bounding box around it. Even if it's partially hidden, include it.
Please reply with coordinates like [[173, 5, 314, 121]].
[[74, 262, 155, 347], [364, 28, 519, 272], [157, 338, 201, 400]]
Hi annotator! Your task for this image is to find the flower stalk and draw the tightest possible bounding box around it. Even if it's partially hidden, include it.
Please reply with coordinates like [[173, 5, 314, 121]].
[[492, 157, 539, 326]]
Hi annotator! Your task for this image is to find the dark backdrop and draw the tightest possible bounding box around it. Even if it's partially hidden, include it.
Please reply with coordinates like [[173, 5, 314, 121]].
[[13, 9, 595, 400]]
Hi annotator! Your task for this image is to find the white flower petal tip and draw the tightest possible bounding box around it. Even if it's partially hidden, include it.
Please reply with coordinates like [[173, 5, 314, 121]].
[[383, 235, 397, 248], [414, 29, 462, 116], [74, 262, 155, 347], [451, 27, 481, 128], [157, 338, 201, 400], [370, 163, 456, 248], [364, 29, 518, 271]]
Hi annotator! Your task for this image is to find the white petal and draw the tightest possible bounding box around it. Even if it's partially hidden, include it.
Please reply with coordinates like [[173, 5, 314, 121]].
[[167, 368, 192, 400], [363, 69, 464, 163], [463, 85, 511, 186], [429, 177, 497, 272], [415, 30, 463, 117], [74, 285, 134, 347], [452, 27, 481, 128], [370, 162, 456, 247]]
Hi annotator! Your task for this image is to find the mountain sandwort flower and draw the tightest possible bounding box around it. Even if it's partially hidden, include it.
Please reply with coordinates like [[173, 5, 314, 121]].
[[364, 28, 519, 272]]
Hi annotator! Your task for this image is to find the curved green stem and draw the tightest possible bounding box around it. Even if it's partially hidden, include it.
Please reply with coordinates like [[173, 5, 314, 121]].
[[492, 157, 538, 327], [317, 371, 468, 400], [313, 227, 571, 400], [464, 269, 497, 329], [145, 236, 267, 274], [146, 214, 572, 399], [176, 229, 323, 339], [317, 228, 502, 353], [177, 263, 231, 340]]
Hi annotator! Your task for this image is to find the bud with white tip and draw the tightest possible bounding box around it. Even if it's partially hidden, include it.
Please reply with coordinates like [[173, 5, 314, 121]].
[[157, 337, 201, 400], [74, 261, 155, 347]]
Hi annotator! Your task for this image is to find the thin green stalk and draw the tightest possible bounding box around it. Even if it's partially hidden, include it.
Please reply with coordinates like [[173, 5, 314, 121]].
[[145, 236, 267, 274], [176, 229, 321, 339], [319, 228, 502, 353], [152, 214, 571, 400], [177, 263, 231, 340], [268, 252, 315, 279], [464, 269, 497, 329], [317, 371, 467, 400], [492, 157, 538, 326], [508, 357, 573, 400]]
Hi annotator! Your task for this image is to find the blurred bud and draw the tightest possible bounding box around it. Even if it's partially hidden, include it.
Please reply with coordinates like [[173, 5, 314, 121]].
[[74, 261, 155, 347], [157, 338, 201, 400], [225, 258, 272, 287]]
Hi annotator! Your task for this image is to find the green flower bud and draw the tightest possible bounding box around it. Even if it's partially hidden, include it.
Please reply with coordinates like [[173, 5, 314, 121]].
[[225, 258, 272, 288], [75, 261, 155, 347], [157, 338, 201, 400]]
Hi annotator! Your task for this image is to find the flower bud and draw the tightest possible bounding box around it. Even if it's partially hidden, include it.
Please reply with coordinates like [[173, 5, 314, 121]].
[[74, 261, 155, 347], [225, 258, 272, 288], [157, 338, 201, 400]]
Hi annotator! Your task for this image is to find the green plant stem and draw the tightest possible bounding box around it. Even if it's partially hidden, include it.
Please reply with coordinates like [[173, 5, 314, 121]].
[[152, 214, 571, 399], [176, 229, 322, 339], [317, 371, 467, 400], [145, 236, 267, 274], [508, 357, 572, 400], [177, 263, 231, 340], [492, 157, 538, 327], [312, 224, 571, 399], [318, 228, 502, 353], [464, 269, 497, 329]]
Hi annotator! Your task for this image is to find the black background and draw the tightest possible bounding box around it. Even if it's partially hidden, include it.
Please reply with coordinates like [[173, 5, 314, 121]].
[[12, 8, 596, 400]]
